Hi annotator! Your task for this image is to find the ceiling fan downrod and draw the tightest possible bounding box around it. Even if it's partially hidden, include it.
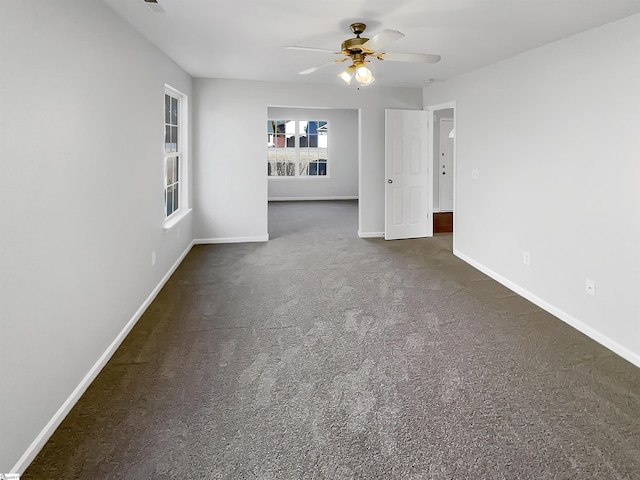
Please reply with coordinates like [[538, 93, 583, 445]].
[[342, 23, 369, 53]]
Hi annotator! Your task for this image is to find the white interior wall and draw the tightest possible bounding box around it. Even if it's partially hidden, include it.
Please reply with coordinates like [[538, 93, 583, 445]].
[[424, 13, 640, 365], [267, 107, 358, 200], [0, 1, 193, 472], [193, 79, 422, 241], [432, 108, 454, 211]]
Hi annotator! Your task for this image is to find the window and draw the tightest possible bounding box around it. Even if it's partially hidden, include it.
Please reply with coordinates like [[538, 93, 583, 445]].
[[267, 120, 328, 176], [164, 86, 187, 219]]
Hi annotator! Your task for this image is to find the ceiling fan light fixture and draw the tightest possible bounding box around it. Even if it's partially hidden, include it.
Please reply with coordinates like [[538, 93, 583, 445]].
[[338, 65, 356, 85], [355, 64, 373, 84], [359, 74, 376, 87]]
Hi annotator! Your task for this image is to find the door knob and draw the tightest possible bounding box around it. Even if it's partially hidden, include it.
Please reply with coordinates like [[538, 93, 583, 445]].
[[442, 172, 446, 175], [387, 179, 393, 184]]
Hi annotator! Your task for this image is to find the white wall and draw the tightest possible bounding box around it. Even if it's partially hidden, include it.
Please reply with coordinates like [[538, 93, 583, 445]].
[[424, 14, 640, 365], [0, 1, 193, 472], [267, 107, 358, 200], [193, 79, 422, 240]]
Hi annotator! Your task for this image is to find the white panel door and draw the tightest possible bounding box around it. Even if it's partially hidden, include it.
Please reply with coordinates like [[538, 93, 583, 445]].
[[385, 109, 432, 240], [439, 118, 454, 211]]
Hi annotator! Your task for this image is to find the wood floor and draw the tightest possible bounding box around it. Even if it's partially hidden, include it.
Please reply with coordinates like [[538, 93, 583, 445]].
[[433, 211, 453, 233]]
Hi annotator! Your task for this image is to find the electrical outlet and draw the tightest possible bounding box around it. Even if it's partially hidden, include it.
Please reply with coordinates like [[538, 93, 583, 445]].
[[472, 169, 480, 180], [585, 278, 596, 296], [522, 251, 530, 266], [151, 250, 156, 266]]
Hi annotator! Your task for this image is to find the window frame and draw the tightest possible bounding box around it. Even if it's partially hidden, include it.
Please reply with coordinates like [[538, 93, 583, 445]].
[[267, 120, 329, 179], [164, 85, 190, 229]]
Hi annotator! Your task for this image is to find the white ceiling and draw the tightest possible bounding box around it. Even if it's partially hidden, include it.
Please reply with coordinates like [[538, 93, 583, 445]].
[[103, 0, 640, 88]]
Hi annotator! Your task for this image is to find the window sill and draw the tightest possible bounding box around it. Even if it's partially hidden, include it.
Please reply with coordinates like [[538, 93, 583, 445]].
[[164, 208, 192, 231], [268, 176, 331, 180]]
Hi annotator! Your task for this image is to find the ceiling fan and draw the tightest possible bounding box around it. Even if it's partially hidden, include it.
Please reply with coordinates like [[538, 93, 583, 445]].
[[286, 23, 441, 86]]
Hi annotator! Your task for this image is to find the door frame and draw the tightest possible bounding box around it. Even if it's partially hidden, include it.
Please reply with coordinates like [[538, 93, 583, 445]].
[[427, 101, 456, 246]]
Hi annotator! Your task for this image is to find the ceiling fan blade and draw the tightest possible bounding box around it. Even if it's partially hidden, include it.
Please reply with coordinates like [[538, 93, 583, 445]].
[[361, 29, 404, 53], [299, 60, 340, 75], [286, 46, 340, 54], [377, 52, 441, 64]]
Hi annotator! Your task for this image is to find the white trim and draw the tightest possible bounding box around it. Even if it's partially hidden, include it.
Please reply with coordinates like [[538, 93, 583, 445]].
[[194, 235, 269, 244], [164, 208, 192, 231], [454, 248, 640, 369], [358, 231, 384, 238], [426, 101, 457, 112], [11, 240, 195, 475], [268, 196, 358, 201], [432, 208, 454, 214]]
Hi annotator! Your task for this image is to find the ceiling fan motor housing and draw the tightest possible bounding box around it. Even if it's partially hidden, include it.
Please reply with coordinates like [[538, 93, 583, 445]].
[[342, 22, 370, 54], [342, 36, 369, 53]]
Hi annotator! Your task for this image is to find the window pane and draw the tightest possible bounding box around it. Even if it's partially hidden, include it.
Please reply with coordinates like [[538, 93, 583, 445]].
[[171, 97, 178, 125], [166, 184, 175, 216], [166, 157, 175, 185], [165, 125, 171, 153], [286, 162, 295, 176], [297, 148, 306, 176], [274, 149, 284, 176], [170, 126, 178, 152], [305, 149, 319, 176], [267, 144, 276, 176], [165, 95, 170, 124], [175, 156, 179, 182], [275, 121, 287, 134], [173, 184, 179, 212], [284, 148, 295, 163]]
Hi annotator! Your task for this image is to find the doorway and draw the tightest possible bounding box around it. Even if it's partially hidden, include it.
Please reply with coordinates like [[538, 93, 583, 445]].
[[428, 103, 456, 235], [266, 106, 359, 238]]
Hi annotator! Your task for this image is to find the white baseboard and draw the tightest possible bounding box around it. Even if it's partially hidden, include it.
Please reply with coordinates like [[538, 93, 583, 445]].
[[268, 196, 358, 201], [358, 231, 384, 238], [11, 240, 196, 475], [454, 248, 640, 369], [194, 235, 269, 244]]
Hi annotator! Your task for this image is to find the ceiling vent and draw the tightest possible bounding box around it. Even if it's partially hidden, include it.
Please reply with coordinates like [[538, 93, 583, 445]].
[[144, 0, 165, 13]]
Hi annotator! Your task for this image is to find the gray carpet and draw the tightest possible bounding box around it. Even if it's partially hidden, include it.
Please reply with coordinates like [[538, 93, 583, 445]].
[[24, 200, 640, 479]]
